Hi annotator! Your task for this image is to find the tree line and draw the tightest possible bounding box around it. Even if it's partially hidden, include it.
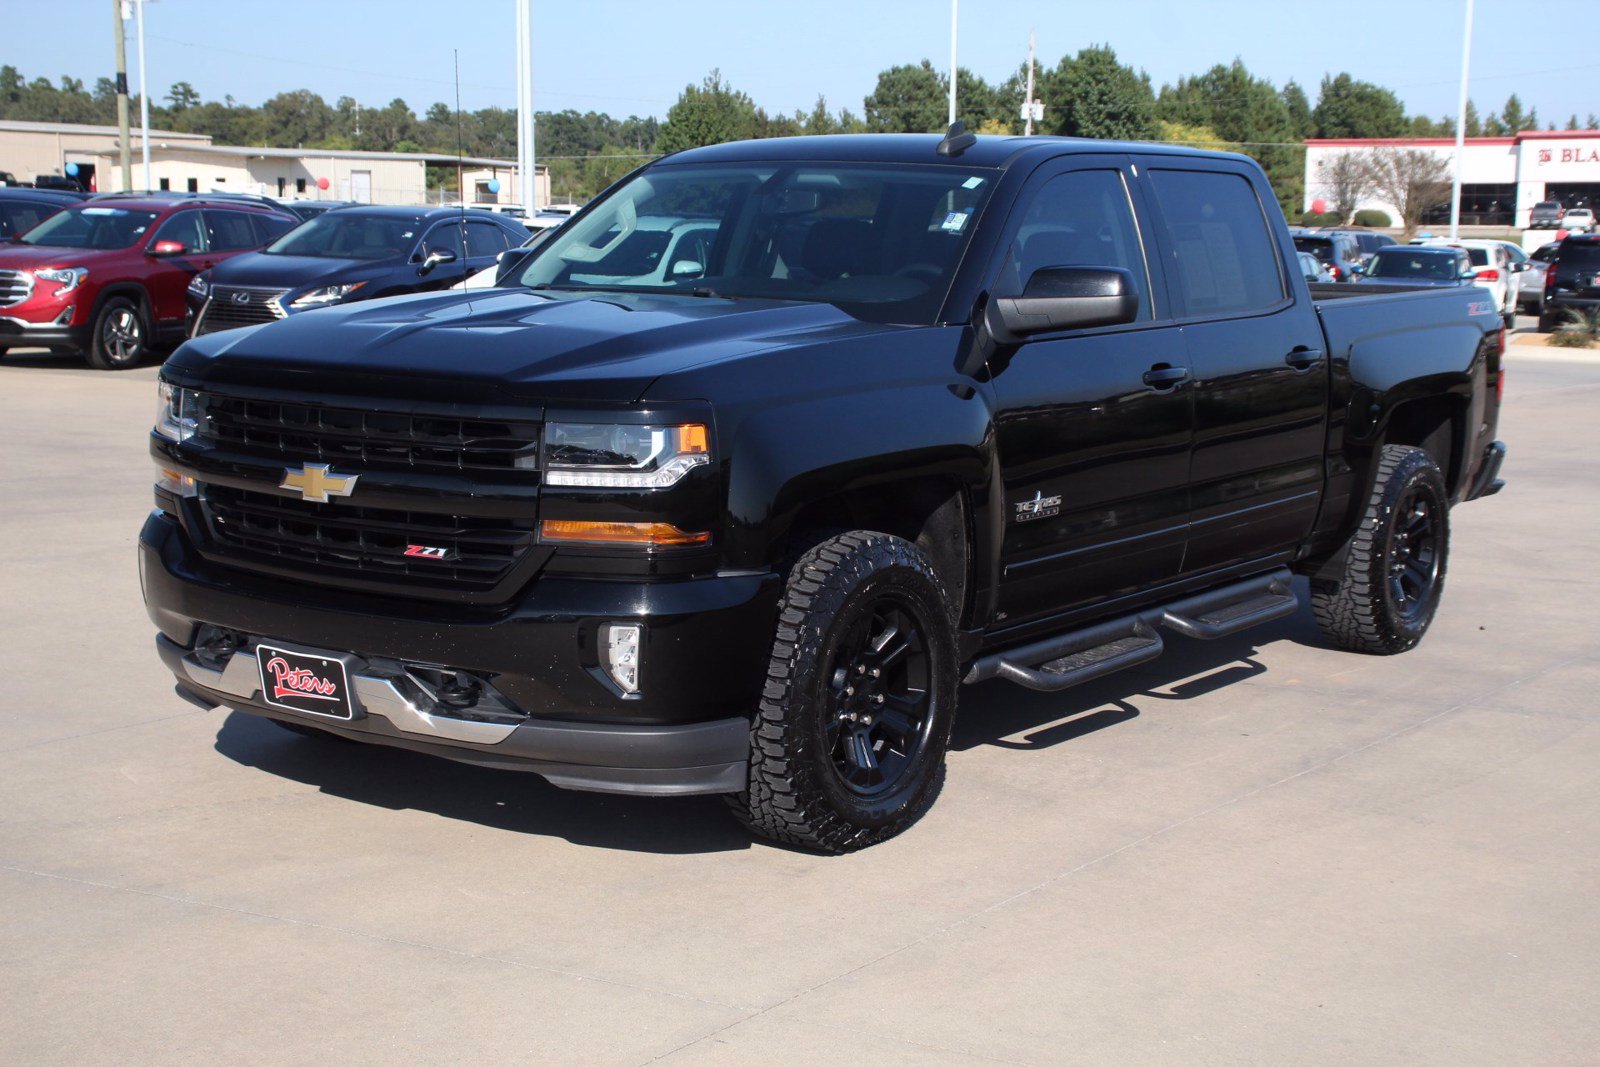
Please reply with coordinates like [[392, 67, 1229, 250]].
[[3, 55, 1595, 207]]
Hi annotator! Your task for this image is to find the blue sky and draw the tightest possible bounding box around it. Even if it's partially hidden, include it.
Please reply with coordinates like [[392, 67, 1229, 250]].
[[11, 0, 1597, 130]]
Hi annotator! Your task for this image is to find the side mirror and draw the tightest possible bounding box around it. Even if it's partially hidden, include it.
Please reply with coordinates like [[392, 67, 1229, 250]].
[[494, 247, 535, 285], [420, 248, 456, 273], [1459, 269, 1478, 280], [669, 259, 704, 279], [984, 266, 1139, 342], [1349, 264, 1364, 276], [149, 240, 189, 257]]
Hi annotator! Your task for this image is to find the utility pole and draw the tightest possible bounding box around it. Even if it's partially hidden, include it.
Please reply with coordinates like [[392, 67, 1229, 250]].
[[135, 0, 151, 192], [1023, 30, 1038, 136], [1449, 0, 1474, 240], [113, 0, 131, 191], [947, 0, 958, 127]]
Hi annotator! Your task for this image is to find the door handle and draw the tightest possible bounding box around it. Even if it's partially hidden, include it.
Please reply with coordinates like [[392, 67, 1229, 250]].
[[1285, 346, 1325, 370], [1142, 364, 1189, 388]]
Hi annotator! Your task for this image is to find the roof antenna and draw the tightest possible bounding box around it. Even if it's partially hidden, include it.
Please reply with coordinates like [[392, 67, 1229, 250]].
[[937, 120, 976, 158]]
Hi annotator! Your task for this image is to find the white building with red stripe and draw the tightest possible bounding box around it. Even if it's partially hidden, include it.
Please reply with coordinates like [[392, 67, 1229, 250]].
[[1304, 130, 1600, 229]]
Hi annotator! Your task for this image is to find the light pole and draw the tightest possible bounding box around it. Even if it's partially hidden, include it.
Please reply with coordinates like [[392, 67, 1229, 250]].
[[113, 0, 131, 191], [947, 0, 959, 127], [1449, 0, 1474, 240], [516, 0, 536, 210], [135, 0, 154, 192]]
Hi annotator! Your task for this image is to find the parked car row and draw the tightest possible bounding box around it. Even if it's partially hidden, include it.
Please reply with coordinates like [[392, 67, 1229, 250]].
[[1291, 227, 1399, 283], [1528, 200, 1596, 233], [0, 189, 533, 368]]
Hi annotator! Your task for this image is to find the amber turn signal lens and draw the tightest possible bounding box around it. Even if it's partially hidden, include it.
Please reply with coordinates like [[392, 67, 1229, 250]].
[[540, 520, 710, 546], [677, 424, 709, 454]]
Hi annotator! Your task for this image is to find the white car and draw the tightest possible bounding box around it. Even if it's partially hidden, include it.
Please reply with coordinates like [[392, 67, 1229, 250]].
[[1408, 237, 1520, 324], [450, 230, 555, 291], [1560, 207, 1595, 233]]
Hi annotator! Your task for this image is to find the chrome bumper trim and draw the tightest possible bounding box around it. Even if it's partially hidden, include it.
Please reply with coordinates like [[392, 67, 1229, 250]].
[[174, 649, 518, 745]]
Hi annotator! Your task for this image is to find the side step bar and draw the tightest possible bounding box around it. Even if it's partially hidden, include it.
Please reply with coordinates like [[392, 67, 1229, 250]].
[[965, 569, 1298, 693]]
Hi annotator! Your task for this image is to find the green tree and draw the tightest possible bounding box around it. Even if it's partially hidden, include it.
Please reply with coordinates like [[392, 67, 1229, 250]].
[[258, 89, 334, 147], [1155, 119, 1227, 147], [1567, 114, 1581, 131], [864, 61, 947, 133], [806, 96, 838, 136], [1157, 60, 1302, 212], [1500, 93, 1525, 134], [656, 70, 758, 153], [166, 81, 200, 111], [1282, 80, 1313, 140], [1038, 45, 1156, 140], [1463, 100, 1481, 136], [1311, 73, 1405, 138]]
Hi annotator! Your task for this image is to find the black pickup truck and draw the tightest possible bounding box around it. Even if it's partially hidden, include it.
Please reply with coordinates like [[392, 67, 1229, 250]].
[[141, 131, 1506, 852]]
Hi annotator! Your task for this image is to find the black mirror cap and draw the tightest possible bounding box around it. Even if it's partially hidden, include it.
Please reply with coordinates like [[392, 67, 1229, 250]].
[[494, 248, 536, 285], [986, 265, 1140, 342]]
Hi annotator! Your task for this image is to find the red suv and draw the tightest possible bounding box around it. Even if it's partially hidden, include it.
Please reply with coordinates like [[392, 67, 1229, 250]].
[[0, 193, 297, 369]]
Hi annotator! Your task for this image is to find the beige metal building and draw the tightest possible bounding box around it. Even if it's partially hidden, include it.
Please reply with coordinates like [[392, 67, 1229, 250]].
[[1, 119, 547, 207], [0, 118, 209, 189]]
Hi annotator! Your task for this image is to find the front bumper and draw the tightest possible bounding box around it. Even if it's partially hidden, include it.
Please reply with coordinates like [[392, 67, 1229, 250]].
[[141, 511, 777, 795], [0, 315, 89, 351]]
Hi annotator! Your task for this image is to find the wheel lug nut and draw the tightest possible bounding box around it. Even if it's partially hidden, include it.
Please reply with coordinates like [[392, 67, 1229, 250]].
[[844, 685, 855, 697], [856, 664, 866, 674], [872, 693, 884, 704], [869, 667, 880, 678]]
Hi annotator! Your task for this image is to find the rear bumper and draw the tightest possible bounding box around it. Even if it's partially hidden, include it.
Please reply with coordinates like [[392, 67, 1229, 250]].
[[140, 510, 776, 795]]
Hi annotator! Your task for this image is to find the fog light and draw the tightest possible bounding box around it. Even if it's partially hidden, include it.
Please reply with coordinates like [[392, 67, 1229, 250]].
[[601, 622, 642, 694]]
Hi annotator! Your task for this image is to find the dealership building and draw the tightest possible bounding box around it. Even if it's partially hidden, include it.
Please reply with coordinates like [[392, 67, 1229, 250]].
[[1304, 130, 1600, 228], [0, 119, 548, 208]]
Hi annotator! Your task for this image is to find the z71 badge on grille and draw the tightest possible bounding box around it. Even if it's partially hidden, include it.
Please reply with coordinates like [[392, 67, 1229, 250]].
[[1014, 491, 1061, 522]]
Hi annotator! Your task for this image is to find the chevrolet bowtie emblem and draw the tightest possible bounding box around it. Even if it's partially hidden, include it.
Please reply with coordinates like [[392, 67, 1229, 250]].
[[280, 463, 358, 503]]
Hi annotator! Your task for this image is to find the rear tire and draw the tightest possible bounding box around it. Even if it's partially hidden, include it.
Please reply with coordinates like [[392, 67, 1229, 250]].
[[1312, 445, 1450, 655], [728, 531, 958, 853], [86, 296, 149, 370]]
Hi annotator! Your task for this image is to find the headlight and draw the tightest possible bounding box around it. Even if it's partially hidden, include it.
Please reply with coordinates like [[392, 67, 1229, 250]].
[[543, 422, 710, 487], [34, 266, 87, 295], [288, 282, 367, 309], [155, 381, 199, 442], [187, 271, 211, 299]]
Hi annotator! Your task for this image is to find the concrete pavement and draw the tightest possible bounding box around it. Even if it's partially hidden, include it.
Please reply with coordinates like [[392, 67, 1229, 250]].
[[0, 349, 1596, 1064]]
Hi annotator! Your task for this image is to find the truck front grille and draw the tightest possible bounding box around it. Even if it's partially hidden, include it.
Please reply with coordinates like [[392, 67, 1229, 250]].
[[201, 484, 537, 590], [0, 269, 33, 309], [195, 286, 288, 334], [199, 393, 542, 475]]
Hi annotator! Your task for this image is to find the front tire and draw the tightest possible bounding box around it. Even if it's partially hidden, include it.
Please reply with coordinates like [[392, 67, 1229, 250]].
[[1312, 445, 1450, 655], [87, 296, 149, 370], [729, 531, 958, 853]]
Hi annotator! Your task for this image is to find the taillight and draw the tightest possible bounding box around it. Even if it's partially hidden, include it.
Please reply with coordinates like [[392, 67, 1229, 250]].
[[1497, 326, 1506, 354], [1546, 267, 1559, 293], [1496, 361, 1505, 404], [1475, 269, 1500, 282], [1329, 264, 1342, 280]]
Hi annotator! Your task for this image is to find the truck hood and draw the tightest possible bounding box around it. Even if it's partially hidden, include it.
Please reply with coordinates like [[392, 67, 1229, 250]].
[[165, 287, 903, 404], [209, 251, 395, 292]]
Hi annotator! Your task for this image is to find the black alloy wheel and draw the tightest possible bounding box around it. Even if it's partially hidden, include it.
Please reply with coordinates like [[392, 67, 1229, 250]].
[[1387, 486, 1441, 623], [824, 597, 935, 798]]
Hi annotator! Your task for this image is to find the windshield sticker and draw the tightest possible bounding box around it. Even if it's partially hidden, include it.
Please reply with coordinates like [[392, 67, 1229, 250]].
[[962, 176, 985, 189], [941, 211, 970, 233]]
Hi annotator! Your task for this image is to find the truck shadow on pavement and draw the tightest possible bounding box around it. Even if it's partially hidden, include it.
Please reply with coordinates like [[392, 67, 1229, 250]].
[[211, 713, 754, 855], [210, 588, 1326, 854]]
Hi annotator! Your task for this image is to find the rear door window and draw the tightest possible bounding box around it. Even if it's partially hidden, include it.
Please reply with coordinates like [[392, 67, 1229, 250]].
[[0, 201, 53, 238], [1149, 169, 1286, 316], [465, 221, 510, 258], [422, 223, 465, 259], [205, 210, 262, 251]]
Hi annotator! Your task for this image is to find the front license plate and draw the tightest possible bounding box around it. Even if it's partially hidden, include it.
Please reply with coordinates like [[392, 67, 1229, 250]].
[[256, 644, 354, 719]]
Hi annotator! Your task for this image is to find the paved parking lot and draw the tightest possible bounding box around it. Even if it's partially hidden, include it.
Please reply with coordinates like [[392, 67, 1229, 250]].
[[1, 343, 1596, 1065]]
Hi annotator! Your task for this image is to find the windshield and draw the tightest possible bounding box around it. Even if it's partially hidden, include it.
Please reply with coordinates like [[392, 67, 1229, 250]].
[[513, 161, 997, 324], [265, 213, 424, 259], [1367, 250, 1461, 281], [17, 205, 160, 249], [1293, 237, 1334, 263]]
